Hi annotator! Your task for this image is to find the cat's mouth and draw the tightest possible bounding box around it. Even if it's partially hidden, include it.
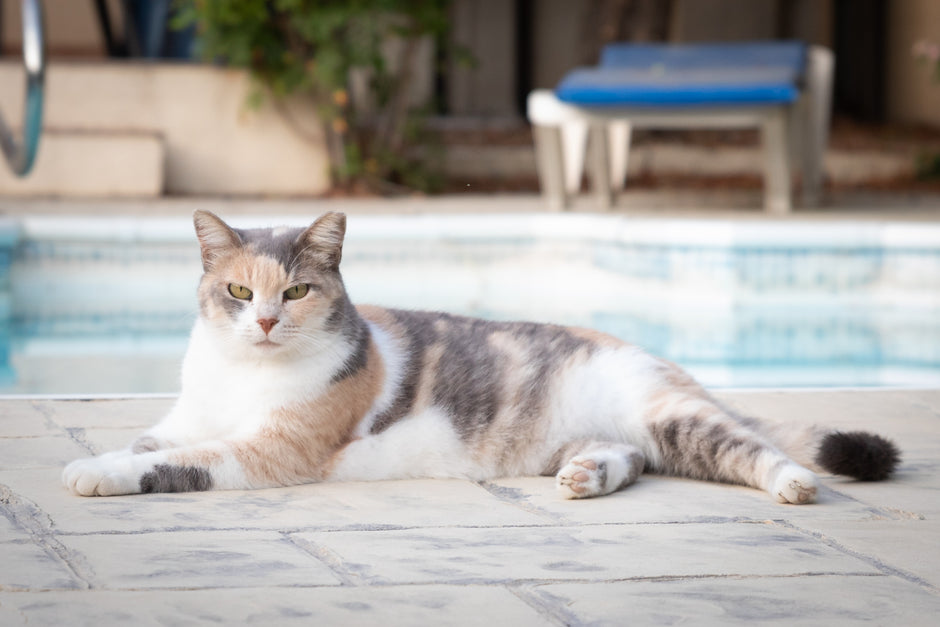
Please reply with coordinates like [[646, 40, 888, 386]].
[[254, 339, 281, 349]]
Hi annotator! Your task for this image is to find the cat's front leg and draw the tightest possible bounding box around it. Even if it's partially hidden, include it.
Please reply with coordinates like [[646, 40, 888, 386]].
[[63, 442, 240, 496], [63, 453, 148, 496]]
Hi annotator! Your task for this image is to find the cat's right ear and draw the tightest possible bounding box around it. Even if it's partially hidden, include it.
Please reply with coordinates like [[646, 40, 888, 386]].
[[193, 210, 242, 271], [296, 212, 347, 271]]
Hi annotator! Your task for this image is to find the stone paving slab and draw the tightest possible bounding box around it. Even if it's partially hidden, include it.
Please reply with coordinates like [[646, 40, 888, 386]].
[[0, 402, 62, 437], [0, 586, 547, 627], [34, 398, 171, 431], [0, 541, 83, 591], [0, 436, 89, 471], [489, 474, 896, 526], [0, 469, 547, 534], [528, 576, 940, 626], [295, 522, 880, 585], [79, 428, 143, 455], [1, 390, 938, 626], [794, 518, 940, 590], [63, 531, 342, 589]]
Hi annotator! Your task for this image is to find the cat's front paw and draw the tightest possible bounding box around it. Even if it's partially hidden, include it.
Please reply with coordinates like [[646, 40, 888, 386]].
[[63, 453, 144, 497], [556, 456, 608, 499], [771, 464, 819, 505]]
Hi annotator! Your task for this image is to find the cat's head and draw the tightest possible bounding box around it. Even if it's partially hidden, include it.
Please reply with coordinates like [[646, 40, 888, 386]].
[[192, 210, 351, 358]]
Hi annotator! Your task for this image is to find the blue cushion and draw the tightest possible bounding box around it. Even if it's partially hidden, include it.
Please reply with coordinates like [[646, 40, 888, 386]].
[[556, 41, 807, 107]]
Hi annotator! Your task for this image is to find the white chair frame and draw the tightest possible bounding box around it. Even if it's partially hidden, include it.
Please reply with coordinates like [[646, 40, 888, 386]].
[[527, 46, 834, 214]]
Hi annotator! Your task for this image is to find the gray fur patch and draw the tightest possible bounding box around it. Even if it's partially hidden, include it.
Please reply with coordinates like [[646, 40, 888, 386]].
[[648, 413, 769, 484], [370, 310, 435, 435], [431, 315, 505, 438], [370, 310, 596, 440], [139, 464, 213, 493], [331, 299, 372, 384], [218, 286, 250, 318], [503, 321, 595, 422], [236, 226, 306, 269]]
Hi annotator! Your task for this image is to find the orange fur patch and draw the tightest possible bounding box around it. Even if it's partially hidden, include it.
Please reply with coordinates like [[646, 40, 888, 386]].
[[357, 305, 396, 332], [229, 253, 289, 299], [568, 326, 627, 348], [233, 338, 385, 487], [167, 447, 225, 468]]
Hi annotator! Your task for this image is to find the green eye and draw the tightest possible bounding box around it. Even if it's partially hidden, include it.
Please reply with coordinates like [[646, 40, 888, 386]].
[[284, 284, 309, 300], [228, 284, 253, 300]]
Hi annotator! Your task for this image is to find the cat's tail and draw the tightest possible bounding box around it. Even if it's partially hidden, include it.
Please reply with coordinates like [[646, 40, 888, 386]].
[[813, 431, 901, 481], [747, 418, 901, 481]]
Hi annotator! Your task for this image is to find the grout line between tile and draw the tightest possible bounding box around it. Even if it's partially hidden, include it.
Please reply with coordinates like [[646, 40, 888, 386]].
[[282, 532, 373, 587], [776, 519, 939, 595], [0, 483, 97, 589], [475, 480, 567, 523]]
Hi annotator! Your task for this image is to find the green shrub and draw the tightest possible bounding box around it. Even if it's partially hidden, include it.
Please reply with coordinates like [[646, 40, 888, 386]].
[[175, 0, 456, 192]]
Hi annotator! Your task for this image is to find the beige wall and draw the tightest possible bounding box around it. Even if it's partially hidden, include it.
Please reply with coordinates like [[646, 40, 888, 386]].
[[0, 61, 331, 196], [887, 0, 940, 128]]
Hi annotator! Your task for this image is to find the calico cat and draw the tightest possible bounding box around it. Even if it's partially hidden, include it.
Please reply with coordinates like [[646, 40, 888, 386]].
[[63, 211, 900, 502]]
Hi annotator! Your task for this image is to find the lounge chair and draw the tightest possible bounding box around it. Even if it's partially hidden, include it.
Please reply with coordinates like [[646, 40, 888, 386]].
[[527, 41, 834, 214]]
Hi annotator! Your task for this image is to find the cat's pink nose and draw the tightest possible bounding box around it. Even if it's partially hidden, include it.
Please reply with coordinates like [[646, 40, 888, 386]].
[[257, 318, 279, 335]]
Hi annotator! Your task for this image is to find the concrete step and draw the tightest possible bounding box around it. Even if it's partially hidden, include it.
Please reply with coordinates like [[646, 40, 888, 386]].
[[0, 129, 164, 197], [0, 61, 331, 196]]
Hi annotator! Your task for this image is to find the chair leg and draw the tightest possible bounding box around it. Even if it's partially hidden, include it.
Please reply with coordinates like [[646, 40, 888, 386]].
[[802, 45, 835, 208], [761, 108, 792, 215], [532, 124, 569, 211], [560, 120, 589, 194], [588, 123, 613, 209], [607, 120, 632, 190]]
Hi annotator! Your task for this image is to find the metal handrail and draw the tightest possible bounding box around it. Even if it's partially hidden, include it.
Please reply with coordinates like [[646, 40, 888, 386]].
[[0, 0, 45, 177]]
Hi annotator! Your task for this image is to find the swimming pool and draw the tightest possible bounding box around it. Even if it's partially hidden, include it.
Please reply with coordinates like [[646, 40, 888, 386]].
[[2, 213, 939, 395]]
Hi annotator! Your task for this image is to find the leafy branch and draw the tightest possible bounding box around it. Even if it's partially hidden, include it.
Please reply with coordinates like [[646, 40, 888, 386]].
[[175, 0, 457, 192]]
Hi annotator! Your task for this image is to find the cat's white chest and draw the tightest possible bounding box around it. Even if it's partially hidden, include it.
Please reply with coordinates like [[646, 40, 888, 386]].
[[172, 320, 339, 440]]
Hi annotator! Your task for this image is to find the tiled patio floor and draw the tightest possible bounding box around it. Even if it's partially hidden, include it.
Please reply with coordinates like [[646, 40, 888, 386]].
[[1, 389, 939, 625]]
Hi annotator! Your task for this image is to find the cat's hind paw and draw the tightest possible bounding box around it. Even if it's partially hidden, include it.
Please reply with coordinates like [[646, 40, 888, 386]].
[[556, 456, 609, 499], [771, 464, 819, 505]]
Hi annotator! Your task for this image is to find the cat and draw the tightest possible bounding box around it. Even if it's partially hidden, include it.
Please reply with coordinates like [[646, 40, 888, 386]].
[[63, 211, 900, 502]]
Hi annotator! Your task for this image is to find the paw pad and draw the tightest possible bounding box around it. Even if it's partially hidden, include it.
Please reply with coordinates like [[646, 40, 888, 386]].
[[556, 456, 608, 499], [772, 465, 819, 505]]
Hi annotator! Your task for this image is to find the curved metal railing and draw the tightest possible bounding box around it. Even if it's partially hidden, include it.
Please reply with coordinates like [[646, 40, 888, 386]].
[[0, 0, 45, 177]]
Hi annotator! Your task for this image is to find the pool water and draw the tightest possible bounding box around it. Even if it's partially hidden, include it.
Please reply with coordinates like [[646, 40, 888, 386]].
[[2, 214, 939, 394]]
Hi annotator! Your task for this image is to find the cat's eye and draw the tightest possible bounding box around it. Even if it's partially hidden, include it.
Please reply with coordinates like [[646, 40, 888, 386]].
[[284, 284, 309, 300], [228, 284, 253, 300]]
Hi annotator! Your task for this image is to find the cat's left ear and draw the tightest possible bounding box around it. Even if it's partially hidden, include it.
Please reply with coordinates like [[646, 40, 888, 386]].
[[296, 212, 346, 270], [193, 210, 243, 271]]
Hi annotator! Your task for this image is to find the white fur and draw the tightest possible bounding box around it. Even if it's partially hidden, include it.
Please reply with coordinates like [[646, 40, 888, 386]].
[[332, 343, 669, 484], [64, 454, 150, 496], [142, 317, 354, 444], [542, 347, 665, 467], [330, 407, 489, 482], [63, 442, 251, 496], [770, 462, 819, 504]]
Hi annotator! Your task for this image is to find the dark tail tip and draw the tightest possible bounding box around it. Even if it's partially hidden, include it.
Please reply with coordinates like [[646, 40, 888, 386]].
[[816, 431, 901, 481]]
